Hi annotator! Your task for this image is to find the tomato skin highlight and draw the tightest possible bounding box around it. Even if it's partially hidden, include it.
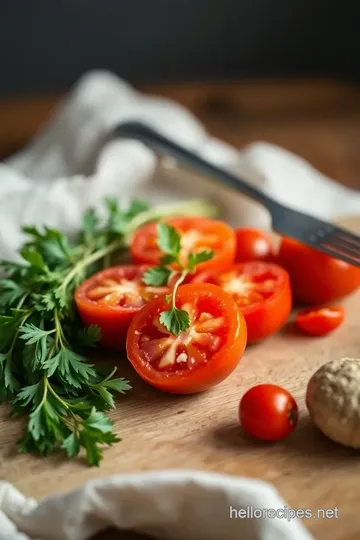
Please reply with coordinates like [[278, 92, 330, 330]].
[[75, 265, 169, 350], [126, 283, 247, 394], [130, 217, 236, 273], [239, 384, 298, 441], [235, 228, 273, 263], [192, 262, 292, 344], [295, 306, 344, 336], [277, 237, 360, 305]]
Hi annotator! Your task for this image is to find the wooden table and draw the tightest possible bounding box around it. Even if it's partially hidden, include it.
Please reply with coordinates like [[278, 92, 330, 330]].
[[1, 78, 360, 540]]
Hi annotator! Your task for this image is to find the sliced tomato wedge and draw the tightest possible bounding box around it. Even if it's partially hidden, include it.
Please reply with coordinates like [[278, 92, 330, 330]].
[[193, 262, 292, 343], [126, 283, 247, 394], [75, 265, 169, 349], [295, 306, 344, 336], [130, 217, 236, 272]]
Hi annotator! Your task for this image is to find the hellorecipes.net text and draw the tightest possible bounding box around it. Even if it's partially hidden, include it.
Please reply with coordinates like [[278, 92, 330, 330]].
[[229, 505, 339, 522]]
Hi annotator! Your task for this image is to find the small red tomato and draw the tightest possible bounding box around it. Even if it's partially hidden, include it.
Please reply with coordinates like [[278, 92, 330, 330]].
[[239, 384, 298, 441], [235, 228, 273, 263], [295, 306, 344, 336]]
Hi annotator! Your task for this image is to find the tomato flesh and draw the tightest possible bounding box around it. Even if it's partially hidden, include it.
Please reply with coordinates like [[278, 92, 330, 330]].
[[239, 384, 298, 441], [126, 283, 247, 394], [75, 265, 169, 349], [192, 262, 292, 343], [235, 227, 273, 263], [130, 217, 236, 272], [295, 306, 344, 336], [277, 237, 360, 305]]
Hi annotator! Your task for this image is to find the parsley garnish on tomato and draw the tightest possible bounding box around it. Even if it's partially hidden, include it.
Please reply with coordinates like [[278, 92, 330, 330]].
[[127, 223, 247, 393]]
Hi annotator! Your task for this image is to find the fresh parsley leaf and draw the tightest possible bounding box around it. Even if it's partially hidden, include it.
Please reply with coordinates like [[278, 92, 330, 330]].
[[62, 432, 80, 458], [0, 280, 26, 307], [77, 325, 102, 347], [94, 386, 115, 409], [159, 307, 190, 335], [83, 407, 115, 434], [102, 378, 132, 393], [188, 249, 214, 272], [13, 383, 41, 408], [79, 432, 103, 467], [20, 248, 48, 273], [126, 199, 149, 218], [19, 324, 54, 345], [160, 254, 177, 265], [22, 225, 42, 237], [143, 266, 171, 286], [40, 228, 72, 264], [44, 348, 96, 387], [156, 223, 181, 258], [82, 209, 99, 235], [28, 407, 44, 441]]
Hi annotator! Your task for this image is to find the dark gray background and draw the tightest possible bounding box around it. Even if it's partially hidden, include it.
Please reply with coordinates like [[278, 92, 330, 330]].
[[1, 0, 360, 97]]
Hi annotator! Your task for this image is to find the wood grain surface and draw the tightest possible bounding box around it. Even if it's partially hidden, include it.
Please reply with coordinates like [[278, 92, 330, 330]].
[[1, 79, 360, 540]]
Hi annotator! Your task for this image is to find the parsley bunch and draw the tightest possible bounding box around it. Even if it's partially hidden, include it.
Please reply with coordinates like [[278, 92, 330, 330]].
[[143, 223, 214, 335], [0, 198, 216, 465]]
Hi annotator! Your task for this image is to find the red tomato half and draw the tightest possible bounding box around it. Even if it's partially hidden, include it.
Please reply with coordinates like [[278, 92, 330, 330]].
[[239, 384, 298, 441], [277, 237, 360, 305], [75, 265, 169, 349], [192, 262, 292, 343], [295, 306, 344, 336], [130, 217, 236, 272], [126, 283, 247, 394], [235, 228, 273, 263]]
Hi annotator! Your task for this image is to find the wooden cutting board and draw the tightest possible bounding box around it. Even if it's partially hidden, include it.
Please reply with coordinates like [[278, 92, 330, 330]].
[[1, 217, 360, 540]]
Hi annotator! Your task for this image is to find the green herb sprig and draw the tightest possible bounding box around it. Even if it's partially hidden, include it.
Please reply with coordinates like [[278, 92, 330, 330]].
[[143, 223, 214, 335], [0, 198, 216, 465]]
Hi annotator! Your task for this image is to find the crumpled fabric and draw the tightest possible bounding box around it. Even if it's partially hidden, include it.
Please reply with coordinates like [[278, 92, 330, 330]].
[[0, 470, 314, 540]]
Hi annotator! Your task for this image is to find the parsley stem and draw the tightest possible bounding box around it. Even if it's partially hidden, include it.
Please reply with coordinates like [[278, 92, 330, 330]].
[[60, 239, 123, 292], [33, 377, 48, 414], [16, 293, 29, 310], [47, 381, 70, 410], [89, 366, 117, 388], [171, 270, 188, 309]]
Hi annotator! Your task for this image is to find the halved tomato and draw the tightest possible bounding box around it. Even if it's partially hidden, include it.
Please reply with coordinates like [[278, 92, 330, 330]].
[[277, 237, 360, 305], [126, 283, 247, 394], [130, 217, 236, 272], [295, 306, 344, 336], [193, 262, 292, 343], [75, 265, 169, 349]]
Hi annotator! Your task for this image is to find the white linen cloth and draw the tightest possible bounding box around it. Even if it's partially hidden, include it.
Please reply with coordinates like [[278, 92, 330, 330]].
[[1, 70, 358, 539]]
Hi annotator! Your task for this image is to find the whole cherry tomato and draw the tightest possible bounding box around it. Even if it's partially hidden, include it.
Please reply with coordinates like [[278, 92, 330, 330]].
[[235, 227, 273, 263], [75, 265, 169, 349], [192, 262, 292, 343], [130, 217, 236, 273], [277, 237, 360, 305], [239, 384, 298, 441], [126, 283, 247, 394], [295, 306, 344, 336]]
